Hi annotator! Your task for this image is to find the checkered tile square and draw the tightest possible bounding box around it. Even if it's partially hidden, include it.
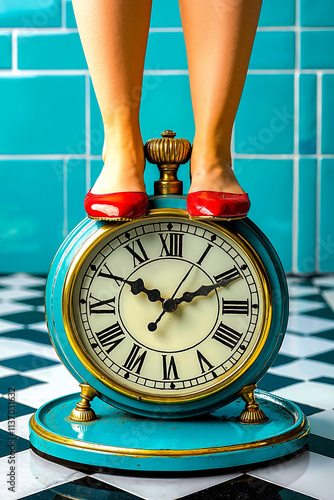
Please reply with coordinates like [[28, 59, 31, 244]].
[[0, 273, 333, 500]]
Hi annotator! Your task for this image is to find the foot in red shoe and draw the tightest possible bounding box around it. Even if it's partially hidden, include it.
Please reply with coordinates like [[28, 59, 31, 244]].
[[187, 191, 250, 220], [84, 190, 148, 221]]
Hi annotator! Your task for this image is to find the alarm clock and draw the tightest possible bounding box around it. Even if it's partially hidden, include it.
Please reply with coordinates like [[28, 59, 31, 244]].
[[29, 131, 309, 471]]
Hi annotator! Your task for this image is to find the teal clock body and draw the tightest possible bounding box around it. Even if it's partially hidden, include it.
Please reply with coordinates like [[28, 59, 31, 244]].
[[30, 195, 310, 472], [44, 196, 288, 419]]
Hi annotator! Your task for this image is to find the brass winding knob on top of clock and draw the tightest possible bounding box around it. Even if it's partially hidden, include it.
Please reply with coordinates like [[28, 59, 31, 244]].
[[144, 130, 191, 195]]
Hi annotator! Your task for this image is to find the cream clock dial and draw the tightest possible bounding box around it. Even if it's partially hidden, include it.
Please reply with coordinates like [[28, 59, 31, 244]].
[[68, 214, 270, 402]]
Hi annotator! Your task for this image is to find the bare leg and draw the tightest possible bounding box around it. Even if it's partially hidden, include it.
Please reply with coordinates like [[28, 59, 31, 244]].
[[72, 0, 152, 194], [178, 0, 262, 194]]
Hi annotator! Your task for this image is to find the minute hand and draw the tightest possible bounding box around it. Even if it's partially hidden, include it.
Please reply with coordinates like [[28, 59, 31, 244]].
[[174, 274, 241, 305]]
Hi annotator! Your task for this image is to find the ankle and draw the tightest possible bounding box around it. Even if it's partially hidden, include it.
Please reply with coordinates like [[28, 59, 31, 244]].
[[193, 126, 232, 153], [188, 142, 243, 195], [103, 129, 144, 165], [103, 105, 141, 137], [190, 152, 233, 177], [191, 139, 232, 170]]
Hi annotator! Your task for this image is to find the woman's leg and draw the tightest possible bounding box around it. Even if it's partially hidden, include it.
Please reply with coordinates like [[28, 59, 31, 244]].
[[178, 0, 262, 194], [72, 0, 153, 194]]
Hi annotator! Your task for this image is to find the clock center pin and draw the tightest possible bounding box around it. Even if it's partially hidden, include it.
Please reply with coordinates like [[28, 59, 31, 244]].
[[163, 298, 178, 313]]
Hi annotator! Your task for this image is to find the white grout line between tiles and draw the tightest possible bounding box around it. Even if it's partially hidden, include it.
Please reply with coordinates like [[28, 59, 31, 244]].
[[85, 74, 91, 193], [315, 71, 323, 273], [63, 157, 68, 238], [1, 69, 334, 77], [61, 0, 67, 28], [292, 0, 301, 274], [11, 29, 18, 71], [0, 154, 334, 161], [0, 26, 333, 33]]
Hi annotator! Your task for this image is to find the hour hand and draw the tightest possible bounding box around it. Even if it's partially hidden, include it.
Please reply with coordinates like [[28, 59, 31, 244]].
[[99, 268, 164, 303], [175, 274, 241, 305], [126, 277, 164, 303]]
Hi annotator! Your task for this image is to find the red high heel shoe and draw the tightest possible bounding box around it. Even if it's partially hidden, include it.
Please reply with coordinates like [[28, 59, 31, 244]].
[[84, 190, 148, 221], [187, 191, 250, 220]]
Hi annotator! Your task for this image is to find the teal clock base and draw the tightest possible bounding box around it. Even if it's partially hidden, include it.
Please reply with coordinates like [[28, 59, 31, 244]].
[[29, 390, 309, 472]]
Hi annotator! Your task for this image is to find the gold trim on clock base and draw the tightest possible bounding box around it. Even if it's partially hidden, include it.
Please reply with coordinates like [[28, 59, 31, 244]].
[[29, 390, 310, 472]]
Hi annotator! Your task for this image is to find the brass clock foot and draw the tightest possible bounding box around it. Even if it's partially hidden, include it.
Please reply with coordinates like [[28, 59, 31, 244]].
[[237, 384, 269, 425], [69, 383, 99, 423]]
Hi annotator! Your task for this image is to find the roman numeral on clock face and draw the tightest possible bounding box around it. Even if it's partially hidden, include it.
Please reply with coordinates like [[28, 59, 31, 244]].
[[159, 233, 183, 258], [124, 239, 149, 267], [213, 322, 242, 350], [222, 298, 249, 315], [98, 265, 122, 286], [214, 266, 240, 283], [196, 350, 214, 374], [95, 322, 125, 354], [123, 343, 147, 374], [89, 294, 116, 314], [162, 355, 180, 380], [197, 243, 214, 266]]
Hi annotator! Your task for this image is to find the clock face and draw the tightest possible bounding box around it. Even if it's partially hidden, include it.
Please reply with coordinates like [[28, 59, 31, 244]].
[[66, 213, 271, 402]]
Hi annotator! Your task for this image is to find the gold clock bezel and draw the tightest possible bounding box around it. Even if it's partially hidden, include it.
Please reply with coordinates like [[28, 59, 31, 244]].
[[62, 209, 272, 404]]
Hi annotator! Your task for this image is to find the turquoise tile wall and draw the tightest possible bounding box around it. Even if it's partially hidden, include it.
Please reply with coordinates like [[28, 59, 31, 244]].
[[0, 160, 64, 273], [321, 75, 334, 154], [299, 74, 317, 154], [66, 159, 86, 233], [145, 33, 187, 70], [297, 159, 317, 273], [258, 0, 295, 26], [0, 0, 61, 28], [150, 0, 182, 28], [0, 34, 11, 69], [300, 0, 334, 27], [66, 0, 76, 29], [301, 31, 334, 69], [18, 34, 87, 70], [319, 160, 334, 272], [0, 0, 333, 274], [0, 76, 85, 154], [234, 159, 294, 271], [249, 31, 295, 70], [234, 74, 294, 155]]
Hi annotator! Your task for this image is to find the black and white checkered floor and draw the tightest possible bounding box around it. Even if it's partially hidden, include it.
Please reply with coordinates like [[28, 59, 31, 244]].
[[0, 273, 333, 500]]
